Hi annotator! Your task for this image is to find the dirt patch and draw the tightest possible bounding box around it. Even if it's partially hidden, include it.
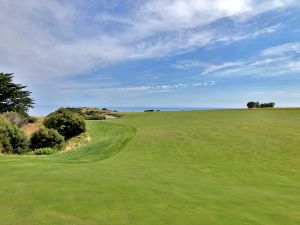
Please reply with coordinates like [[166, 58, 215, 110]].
[[105, 114, 118, 119]]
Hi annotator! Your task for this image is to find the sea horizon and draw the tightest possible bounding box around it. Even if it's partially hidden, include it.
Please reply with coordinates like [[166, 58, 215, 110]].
[[29, 105, 229, 116]]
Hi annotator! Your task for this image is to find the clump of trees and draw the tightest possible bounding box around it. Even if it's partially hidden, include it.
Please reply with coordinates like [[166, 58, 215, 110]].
[[260, 102, 275, 108], [247, 101, 275, 109], [0, 73, 86, 155], [29, 111, 86, 154], [0, 110, 87, 155], [0, 73, 34, 154]]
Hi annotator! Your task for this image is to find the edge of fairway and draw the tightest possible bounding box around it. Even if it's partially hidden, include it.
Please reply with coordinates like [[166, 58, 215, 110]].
[[0, 120, 137, 164]]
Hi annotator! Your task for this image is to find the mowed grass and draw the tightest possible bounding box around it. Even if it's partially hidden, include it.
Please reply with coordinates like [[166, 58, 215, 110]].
[[0, 109, 299, 225]]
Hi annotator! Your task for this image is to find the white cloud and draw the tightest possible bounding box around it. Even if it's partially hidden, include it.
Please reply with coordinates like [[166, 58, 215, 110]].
[[134, 0, 293, 33], [102, 81, 215, 94], [215, 24, 282, 44], [260, 42, 300, 56], [171, 60, 208, 69], [202, 61, 246, 75], [199, 42, 300, 77], [58, 81, 216, 96], [0, 0, 298, 83]]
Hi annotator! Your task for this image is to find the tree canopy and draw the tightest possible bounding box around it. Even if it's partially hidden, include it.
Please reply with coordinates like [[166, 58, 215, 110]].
[[247, 101, 275, 109], [247, 101, 259, 109], [0, 73, 34, 114]]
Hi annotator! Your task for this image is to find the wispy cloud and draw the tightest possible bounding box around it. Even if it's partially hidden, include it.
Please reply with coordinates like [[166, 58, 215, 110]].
[[60, 81, 216, 95], [171, 60, 208, 70], [260, 42, 300, 56], [197, 42, 300, 77], [250, 90, 300, 98], [0, 0, 297, 82]]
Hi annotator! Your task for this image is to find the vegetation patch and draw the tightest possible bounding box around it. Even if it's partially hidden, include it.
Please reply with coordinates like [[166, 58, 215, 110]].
[[53, 107, 121, 120], [0, 73, 33, 115], [63, 132, 91, 152], [30, 127, 65, 150], [44, 111, 86, 139], [0, 116, 29, 154], [22, 122, 44, 138], [32, 147, 55, 155]]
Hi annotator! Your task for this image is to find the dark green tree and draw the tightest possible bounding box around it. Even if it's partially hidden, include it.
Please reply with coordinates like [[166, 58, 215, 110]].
[[255, 102, 260, 108], [247, 101, 257, 109], [0, 73, 34, 114]]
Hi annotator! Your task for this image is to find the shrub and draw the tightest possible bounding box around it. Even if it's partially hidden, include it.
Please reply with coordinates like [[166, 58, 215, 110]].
[[53, 107, 81, 114], [33, 148, 55, 155], [0, 116, 29, 154], [44, 111, 86, 139], [49, 107, 110, 120], [27, 116, 38, 123], [2, 111, 28, 127], [30, 128, 65, 150]]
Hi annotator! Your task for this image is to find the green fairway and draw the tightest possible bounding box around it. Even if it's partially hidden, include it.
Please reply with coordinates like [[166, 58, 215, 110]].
[[0, 109, 299, 225]]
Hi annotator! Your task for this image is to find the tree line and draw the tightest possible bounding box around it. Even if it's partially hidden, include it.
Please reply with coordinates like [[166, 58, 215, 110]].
[[247, 101, 275, 109]]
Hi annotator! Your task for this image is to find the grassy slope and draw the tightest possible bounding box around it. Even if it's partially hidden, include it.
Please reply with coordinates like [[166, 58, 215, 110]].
[[0, 109, 299, 225]]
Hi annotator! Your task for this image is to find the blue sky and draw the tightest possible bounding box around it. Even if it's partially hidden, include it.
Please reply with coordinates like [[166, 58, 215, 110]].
[[0, 0, 300, 115]]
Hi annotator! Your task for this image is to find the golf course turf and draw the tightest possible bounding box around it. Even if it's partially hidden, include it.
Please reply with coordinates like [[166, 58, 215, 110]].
[[0, 109, 299, 225]]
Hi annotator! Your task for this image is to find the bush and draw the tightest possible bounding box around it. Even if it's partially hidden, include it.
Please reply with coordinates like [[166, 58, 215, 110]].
[[27, 116, 38, 123], [50, 107, 109, 120], [0, 116, 29, 154], [44, 111, 86, 139], [30, 128, 65, 150], [2, 111, 28, 127], [33, 148, 55, 155]]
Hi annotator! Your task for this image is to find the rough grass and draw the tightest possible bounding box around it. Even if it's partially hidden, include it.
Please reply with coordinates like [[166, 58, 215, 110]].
[[21, 118, 44, 138], [63, 132, 91, 152], [0, 109, 299, 225]]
